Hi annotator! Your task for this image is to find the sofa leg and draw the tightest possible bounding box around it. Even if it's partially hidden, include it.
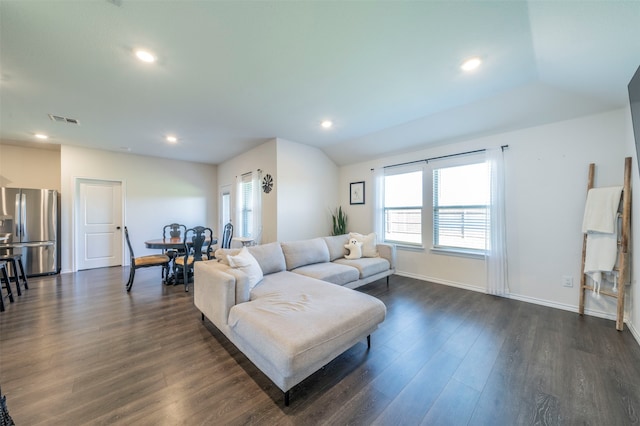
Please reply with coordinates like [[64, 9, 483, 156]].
[[386, 276, 389, 288], [284, 390, 290, 406], [201, 313, 205, 322], [367, 335, 371, 349]]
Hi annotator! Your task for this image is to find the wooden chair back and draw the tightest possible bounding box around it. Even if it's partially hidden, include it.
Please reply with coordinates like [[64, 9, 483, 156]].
[[163, 223, 187, 239], [124, 226, 136, 266], [178, 226, 213, 291], [184, 226, 213, 261], [221, 222, 233, 249]]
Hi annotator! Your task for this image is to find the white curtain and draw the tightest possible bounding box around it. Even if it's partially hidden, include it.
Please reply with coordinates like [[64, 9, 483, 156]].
[[372, 167, 385, 239], [251, 169, 263, 244], [485, 147, 509, 295], [235, 174, 243, 237], [235, 170, 262, 244]]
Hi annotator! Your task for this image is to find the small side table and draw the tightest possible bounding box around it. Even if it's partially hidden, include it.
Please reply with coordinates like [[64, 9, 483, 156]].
[[233, 237, 255, 247]]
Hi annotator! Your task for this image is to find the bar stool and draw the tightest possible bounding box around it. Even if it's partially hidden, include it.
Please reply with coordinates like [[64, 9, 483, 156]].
[[0, 253, 28, 296], [0, 261, 14, 312]]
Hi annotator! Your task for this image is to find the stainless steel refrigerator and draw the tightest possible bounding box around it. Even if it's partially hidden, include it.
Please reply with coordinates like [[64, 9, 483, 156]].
[[0, 187, 59, 276]]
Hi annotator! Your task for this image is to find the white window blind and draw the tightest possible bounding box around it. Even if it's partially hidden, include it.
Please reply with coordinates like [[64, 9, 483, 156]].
[[240, 173, 253, 238], [433, 162, 489, 251]]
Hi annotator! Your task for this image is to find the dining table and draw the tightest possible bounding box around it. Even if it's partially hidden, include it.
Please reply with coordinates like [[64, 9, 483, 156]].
[[144, 236, 218, 285]]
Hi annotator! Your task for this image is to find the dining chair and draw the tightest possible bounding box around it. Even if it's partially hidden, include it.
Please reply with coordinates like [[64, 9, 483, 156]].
[[0, 384, 14, 425], [124, 227, 171, 292], [221, 222, 233, 249], [0, 261, 14, 312], [162, 223, 187, 280], [174, 226, 213, 292], [164, 223, 187, 239], [0, 252, 28, 296]]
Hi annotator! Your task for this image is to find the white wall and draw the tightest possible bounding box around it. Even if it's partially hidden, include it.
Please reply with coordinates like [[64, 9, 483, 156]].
[[61, 145, 217, 272], [340, 108, 635, 325], [0, 144, 61, 190], [217, 139, 278, 244], [626, 105, 640, 341], [276, 138, 339, 241], [217, 138, 339, 244]]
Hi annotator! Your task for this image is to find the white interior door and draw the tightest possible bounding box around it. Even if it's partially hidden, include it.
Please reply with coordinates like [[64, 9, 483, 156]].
[[76, 179, 123, 270], [220, 184, 231, 236]]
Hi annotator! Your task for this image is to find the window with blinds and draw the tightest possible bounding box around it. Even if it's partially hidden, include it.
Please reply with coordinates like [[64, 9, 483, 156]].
[[384, 168, 423, 245], [433, 161, 490, 251], [240, 173, 253, 238]]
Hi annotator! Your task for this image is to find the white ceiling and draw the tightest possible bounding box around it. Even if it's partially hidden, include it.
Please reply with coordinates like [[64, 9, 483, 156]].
[[1, 1, 639, 166]]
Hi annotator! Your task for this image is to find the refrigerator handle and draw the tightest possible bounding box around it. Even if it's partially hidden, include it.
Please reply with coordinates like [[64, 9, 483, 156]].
[[14, 193, 21, 239], [20, 193, 26, 239]]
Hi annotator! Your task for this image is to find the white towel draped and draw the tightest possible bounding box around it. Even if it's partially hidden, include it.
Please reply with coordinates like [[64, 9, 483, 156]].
[[582, 186, 622, 294], [584, 218, 619, 292], [582, 186, 623, 233]]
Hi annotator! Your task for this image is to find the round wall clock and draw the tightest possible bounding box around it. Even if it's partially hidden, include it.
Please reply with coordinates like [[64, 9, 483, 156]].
[[262, 174, 273, 193]]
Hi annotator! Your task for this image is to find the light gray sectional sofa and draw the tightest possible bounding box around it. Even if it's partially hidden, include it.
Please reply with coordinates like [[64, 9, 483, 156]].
[[194, 234, 395, 405]]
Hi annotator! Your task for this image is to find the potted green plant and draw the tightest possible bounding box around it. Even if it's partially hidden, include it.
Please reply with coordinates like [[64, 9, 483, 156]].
[[331, 206, 347, 236]]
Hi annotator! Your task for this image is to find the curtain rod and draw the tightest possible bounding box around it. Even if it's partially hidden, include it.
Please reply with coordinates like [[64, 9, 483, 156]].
[[237, 168, 262, 178], [372, 145, 509, 170]]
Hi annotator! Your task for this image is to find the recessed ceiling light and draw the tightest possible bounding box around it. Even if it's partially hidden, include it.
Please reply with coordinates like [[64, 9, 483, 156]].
[[461, 57, 482, 72], [135, 49, 156, 63], [321, 120, 333, 129], [166, 135, 178, 143], [34, 133, 48, 140]]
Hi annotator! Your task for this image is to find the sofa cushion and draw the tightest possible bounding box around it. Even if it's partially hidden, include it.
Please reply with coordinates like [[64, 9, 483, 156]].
[[322, 234, 349, 261], [223, 266, 253, 304], [334, 257, 390, 279], [349, 232, 379, 258], [292, 262, 359, 286], [248, 242, 286, 275], [281, 238, 330, 271], [228, 247, 264, 296], [230, 272, 386, 379]]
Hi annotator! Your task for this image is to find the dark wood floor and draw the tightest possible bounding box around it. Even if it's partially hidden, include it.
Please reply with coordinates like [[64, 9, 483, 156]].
[[2, 267, 640, 425]]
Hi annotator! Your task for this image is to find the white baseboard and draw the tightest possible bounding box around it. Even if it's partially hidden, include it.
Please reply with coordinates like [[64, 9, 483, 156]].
[[506, 292, 617, 321], [627, 321, 640, 345], [395, 271, 486, 294], [394, 270, 637, 337]]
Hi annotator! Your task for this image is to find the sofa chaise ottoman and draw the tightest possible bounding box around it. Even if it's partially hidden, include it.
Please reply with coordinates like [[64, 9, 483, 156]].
[[194, 236, 390, 405]]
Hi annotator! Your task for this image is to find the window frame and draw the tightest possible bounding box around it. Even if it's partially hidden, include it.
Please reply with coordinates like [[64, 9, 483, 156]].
[[382, 164, 425, 248], [431, 156, 490, 256]]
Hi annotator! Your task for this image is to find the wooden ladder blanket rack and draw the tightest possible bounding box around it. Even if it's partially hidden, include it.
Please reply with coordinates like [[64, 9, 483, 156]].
[[578, 157, 632, 331]]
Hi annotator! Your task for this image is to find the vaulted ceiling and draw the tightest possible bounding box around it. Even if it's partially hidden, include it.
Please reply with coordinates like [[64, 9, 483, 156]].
[[1, 1, 639, 166]]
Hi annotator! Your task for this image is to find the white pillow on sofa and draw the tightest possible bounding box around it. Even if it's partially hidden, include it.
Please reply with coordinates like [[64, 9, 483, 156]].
[[227, 247, 264, 290], [349, 232, 378, 258]]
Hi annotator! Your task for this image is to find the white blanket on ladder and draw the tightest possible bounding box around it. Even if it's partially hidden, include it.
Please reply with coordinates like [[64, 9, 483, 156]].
[[582, 186, 623, 294]]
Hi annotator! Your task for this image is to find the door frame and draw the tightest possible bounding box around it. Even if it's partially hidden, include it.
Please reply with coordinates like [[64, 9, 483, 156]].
[[72, 177, 126, 272]]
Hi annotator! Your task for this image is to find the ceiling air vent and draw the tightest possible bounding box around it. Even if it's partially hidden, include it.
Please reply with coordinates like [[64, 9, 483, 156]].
[[48, 114, 80, 125]]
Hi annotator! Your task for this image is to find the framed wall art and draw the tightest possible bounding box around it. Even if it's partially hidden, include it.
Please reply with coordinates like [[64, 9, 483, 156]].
[[350, 181, 365, 205]]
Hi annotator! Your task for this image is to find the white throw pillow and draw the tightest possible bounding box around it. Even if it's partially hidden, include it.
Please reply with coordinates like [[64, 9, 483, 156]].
[[227, 247, 264, 289], [349, 232, 378, 258]]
